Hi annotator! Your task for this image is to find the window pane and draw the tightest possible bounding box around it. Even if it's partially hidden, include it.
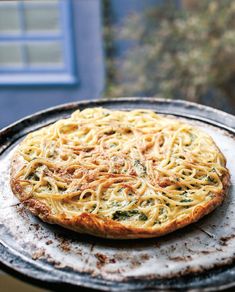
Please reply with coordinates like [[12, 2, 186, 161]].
[[26, 42, 63, 66], [24, 5, 60, 33], [0, 43, 22, 67], [25, 0, 59, 2], [0, 5, 20, 33], [0, 1, 19, 7]]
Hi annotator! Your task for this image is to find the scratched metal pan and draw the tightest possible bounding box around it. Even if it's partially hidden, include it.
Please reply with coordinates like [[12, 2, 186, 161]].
[[0, 98, 235, 291]]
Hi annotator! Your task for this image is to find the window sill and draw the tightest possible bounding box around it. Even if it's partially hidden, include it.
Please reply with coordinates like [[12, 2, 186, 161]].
[[0, 73, 78, 86]]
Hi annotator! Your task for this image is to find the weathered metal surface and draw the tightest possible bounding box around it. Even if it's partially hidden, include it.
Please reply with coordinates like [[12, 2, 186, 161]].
[[0, 98, 235, 291]]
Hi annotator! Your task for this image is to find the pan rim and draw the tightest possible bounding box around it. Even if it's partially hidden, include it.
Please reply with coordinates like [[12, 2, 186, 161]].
[[1, 97, 234, 135], [0, 97, 235, 291]]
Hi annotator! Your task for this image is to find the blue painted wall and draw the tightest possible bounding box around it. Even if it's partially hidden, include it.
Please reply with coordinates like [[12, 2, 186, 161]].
[[0, 0, 104, 129]]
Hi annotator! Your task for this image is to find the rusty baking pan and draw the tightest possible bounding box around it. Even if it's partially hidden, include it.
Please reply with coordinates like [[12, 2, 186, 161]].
[[0, 98, 235, 291]]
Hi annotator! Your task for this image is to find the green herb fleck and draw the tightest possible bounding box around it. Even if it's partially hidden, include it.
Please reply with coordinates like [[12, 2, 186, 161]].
[[111, 201, 121, 207], [139, 212, 148, 221], [180, 199, 193, 203], [112, 210, 139, 220], [26, 173, 39, 181], [207, 175, 216, 183], [112, 209, 147, 221], [147, 198, 154, 205], [91, 204, 97, 211]]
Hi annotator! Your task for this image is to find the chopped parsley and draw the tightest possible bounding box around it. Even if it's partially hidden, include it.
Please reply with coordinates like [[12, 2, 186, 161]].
[[147, 198, 154, 205], [25, 173, 39, 181], [180, 198, 193, 203], [112, 210, 148, 221], [111, 201, 122, 207], [139, 213, 148, 221], [91, 204, 97, 212], [207, 175, 216, 183]]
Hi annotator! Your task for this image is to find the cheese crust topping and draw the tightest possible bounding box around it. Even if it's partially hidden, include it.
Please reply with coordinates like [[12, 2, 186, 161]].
[[11, 108, 230, 238]]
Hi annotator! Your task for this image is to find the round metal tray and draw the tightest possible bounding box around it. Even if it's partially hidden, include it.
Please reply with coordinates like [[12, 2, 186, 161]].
[[0, 98, 235, 291]]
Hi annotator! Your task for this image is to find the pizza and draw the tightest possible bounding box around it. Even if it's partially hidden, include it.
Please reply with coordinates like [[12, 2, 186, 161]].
[[10, 107, 230, 239]]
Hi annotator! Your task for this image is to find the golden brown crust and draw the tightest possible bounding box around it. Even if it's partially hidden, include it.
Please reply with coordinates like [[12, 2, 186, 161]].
[[10, 150, 230, 239], [10, 107, 231, 239]]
